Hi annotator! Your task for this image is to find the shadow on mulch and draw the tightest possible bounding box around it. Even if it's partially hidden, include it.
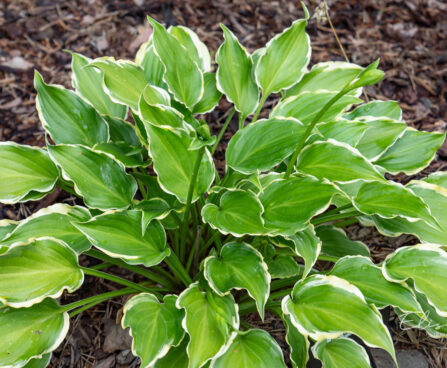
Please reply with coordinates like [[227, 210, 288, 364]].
[[1, 0, 447, 367]]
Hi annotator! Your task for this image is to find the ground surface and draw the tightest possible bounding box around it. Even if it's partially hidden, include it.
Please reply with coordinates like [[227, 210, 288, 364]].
[[1, 0, 447, 367]]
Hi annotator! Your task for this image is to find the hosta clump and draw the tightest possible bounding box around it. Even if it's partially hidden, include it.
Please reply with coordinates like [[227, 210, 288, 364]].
[[1, 7, 447, 368]]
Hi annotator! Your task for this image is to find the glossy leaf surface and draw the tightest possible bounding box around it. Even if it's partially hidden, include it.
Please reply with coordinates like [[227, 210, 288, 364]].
[[312, 337, 370, 368]]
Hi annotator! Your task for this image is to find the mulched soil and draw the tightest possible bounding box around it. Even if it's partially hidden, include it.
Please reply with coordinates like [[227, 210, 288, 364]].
[[1, 0, 447, 367]]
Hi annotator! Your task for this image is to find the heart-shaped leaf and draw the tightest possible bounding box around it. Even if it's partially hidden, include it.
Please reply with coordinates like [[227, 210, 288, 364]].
[[210, 329, 286, 368], [122, 293, 185, 367], [0, 299, 68, 368], [74, 210, 169, 267], [204, 242, 270, 319], [0, 143, 58, 204]]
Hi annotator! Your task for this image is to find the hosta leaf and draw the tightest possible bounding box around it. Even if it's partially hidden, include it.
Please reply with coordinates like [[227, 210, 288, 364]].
[[216, 25, 259, 117], [193, 72, 222, 114], [73, 211, 169, 267], [146, 125, 214, 203], [315, 225, 370, 258], [286, 226, 321, 278], [22, 353, 51, 368], [211, 329, 286, 368], [226, 117, 305, 174], [103, 116, 140, 146], [255, 19, 310, 95], [259, 176, 336, 235], [284, 315, 309, 368], [169, 25, 211, 72], [316, 119, 368, 147], [0, 237, 83, 308], [135, 41, 166, 87], [344, 100, 402, 120], [355, 118, 406, 160], [134, 199, 172, 231], [177, 283, 239, 368], [284, 61, 362, 98], [34, 71, 109, 146], [423, 171, 447, 188], [148, 17, 203, 108], [93, 142, 146, 168], [70, 51, 127, 119], [267, 255, 303, 279], [48, 144, 137, 210], [312, 337, 370, 368], [271, 92, 361, 125], [282, 275, 395, 360], [202, 189, 266, 236], [371, 181, 447, 245], [0, 204, 91, 254], [141, 82, 171, 106], [396, 289, 447, 339], [88, 57, 148, 110], [374, 128, 446, 175], [329, 256, 421, 312], [0, 299, 68, 368], [383, 244, 447, 317], [154, 336, 189, 368], [0, 220, 17, 240], [122, 293, 185, 367], [296, 140, 385, 183], [353, 181, 438, 228], [139, 95, 184, 129], [204, 242, 270, 319], [0, 143, 58, 204]]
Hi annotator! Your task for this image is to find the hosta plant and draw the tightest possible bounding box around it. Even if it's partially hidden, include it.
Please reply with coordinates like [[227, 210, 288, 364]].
[[1, 8, 447, 368]]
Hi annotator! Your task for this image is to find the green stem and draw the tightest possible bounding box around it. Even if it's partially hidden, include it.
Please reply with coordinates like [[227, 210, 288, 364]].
[[132, 168, 148, 199], [56, 180, 78, 197], [322, 203, 353, 217], [199, 230, 221, 257], [85, 249, 176, 289], [317, 254, 339, 262], [238, 113, 246, 130], [212, 109, 235, 154], [180, 147, 205, 261], [239, 300, 281, 316], [252, 93, 268, 122], [69, 301, 101, 318], [90, 262, 112, 271], [271, 277, 300, 291], [311, 210, 360, 226], [165, 252, 193, 287], [333, 217, 359, 228], [82, 268, 158, 294], [284, 89, 348, 179]]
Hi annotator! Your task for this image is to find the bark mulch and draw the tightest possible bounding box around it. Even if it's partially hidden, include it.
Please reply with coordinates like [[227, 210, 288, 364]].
[[1, 0, 447, 367]]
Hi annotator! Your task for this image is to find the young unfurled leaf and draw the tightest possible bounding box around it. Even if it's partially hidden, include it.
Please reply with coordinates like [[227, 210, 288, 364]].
[[133, 198, 172, 231], [204, 242, 270, 319], [73, 210, 169, 267], [312, 337, 371, 368], [103, 115, 141, 146], [0, 204, 91, 254], [141, 83, 171, 106], [255, 19, 310, 95], [271, 91, 362, 125], [383, 244, 447, 317], [227, 117, 306, 174], [177, 283, 239, 368], [139, 91, 184, 130], [211, 329, 287, 368], [35, 71, 109, 146], [169, 25, 211, 72], [135, 41, 166, 87], [0, 143, 58, 204], [344, 100, 402, 121], [316, 119, 368, 147], [47, 144, 137, 210], [329, 256, 421, 312], [282, 275, 396, 361], [145, 125, 214, 203], [284, 61, 363, 98], [88, 57, 148, 110], [260, 176, 336, 235], [372, 180, 447, 246], [315, 225, 370, 258], [296, 140, 385, 183], [193, 72, 222, 114], [375, 128, 446, 175], [202, 189, 266, 236], [0, 237, 83, 308], [147, 17, 203, 108], [353, 180, 439, 228], [348, 59, 384, 90], [0, 299, 69, 368], [355, 118, 406, 160], [284, 315, 309, 368], [122, 293, 185, 367], [70, 51, 127, 119], [216, 25, 259, 117]]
